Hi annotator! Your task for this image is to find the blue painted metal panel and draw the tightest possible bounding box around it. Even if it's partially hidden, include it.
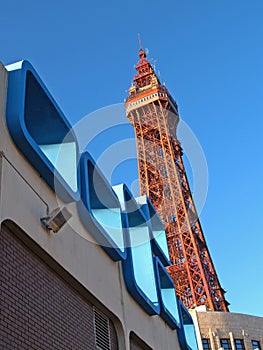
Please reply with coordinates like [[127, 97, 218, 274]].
[[77, 152, 126, 261], [136, 196, 170, 267], [5, 61, 80, 203], [114, 185, 160, 316], [154, 257, 181, 329], [177, 300, 198, 350]]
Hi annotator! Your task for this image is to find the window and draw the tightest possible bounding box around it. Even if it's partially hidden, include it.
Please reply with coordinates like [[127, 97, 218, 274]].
[[202, 339, 211, 350], [221, 339, 231, 350], [252, 341, 261, 350], [234, 339, 245, 350]]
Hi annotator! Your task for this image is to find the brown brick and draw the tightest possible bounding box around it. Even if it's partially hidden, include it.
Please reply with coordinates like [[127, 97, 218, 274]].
[[0, 225, 118, 350]]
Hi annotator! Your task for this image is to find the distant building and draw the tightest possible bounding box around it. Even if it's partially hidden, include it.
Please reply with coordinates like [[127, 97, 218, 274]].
[[190, 307, 263, 350]]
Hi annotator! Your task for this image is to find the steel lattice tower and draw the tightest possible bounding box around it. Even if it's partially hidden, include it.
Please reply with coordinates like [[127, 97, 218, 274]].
[[125, 44, 229, 311]]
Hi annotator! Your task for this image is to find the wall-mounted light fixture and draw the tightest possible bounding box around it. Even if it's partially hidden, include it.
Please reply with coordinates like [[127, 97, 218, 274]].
[[41, 207, 72, 233]]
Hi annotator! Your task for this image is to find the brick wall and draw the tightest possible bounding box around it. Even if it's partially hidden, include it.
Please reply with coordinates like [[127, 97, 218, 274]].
[[0, 224, 118, 350]]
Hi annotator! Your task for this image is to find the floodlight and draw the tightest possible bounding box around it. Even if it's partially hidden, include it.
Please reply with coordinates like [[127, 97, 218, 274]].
[[41, 207, 72, 233]]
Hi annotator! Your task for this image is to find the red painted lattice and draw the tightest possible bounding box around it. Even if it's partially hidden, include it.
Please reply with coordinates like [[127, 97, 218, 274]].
[[125, 46, 229, 311]]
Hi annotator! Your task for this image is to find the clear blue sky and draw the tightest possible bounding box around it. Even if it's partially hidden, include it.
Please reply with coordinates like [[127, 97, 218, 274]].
[[1, 0, 263, 317]]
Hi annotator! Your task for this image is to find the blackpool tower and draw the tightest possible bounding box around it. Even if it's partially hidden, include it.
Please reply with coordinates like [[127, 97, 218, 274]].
[[125, 43, 229, 311]]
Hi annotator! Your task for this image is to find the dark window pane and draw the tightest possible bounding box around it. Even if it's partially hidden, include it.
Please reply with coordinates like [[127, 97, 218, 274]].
[[252, 341, 261, 350], [234, 339, 245, 350], [221, 339, 231, 350], [202, 339, 211, 350]]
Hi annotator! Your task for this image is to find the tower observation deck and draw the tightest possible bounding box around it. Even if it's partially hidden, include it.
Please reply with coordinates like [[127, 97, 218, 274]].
[[125, 44, 229, 311]]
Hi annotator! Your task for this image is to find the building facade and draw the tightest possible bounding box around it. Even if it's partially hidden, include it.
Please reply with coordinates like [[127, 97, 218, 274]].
[[190, 307, 263, 350], [0, 60, 198, 349]]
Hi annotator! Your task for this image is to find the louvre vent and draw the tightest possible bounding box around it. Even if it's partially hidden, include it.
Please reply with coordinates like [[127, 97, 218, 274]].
[[93, 308, 111, 350]]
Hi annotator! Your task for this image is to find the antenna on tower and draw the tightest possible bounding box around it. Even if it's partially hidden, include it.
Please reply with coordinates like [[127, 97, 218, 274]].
[[138, 33, 143, 49]]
